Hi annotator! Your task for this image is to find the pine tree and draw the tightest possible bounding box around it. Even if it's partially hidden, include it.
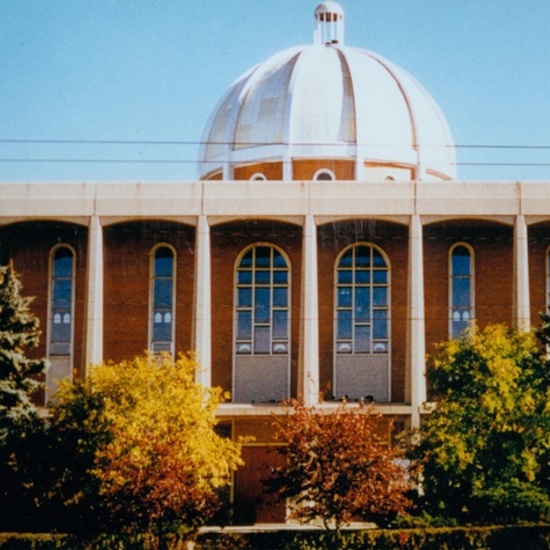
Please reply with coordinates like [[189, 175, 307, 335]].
[[0, 262, 47, 443], [0, 263, 48, 530]]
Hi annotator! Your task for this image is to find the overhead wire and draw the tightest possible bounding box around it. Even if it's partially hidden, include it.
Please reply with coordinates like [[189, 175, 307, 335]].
[[1, 138, 550, 148], [0, 139, 549, 168]]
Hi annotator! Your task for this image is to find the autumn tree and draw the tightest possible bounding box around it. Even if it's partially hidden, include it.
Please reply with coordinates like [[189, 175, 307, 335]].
[[0, 263, 48, 531], [413, 324, 550, 524], [45, 353, 243, 545], [264, 399, 412, 534]]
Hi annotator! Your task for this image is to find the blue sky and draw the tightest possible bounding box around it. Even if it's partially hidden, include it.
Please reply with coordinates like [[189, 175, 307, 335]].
[[1, 0, 549, 182]]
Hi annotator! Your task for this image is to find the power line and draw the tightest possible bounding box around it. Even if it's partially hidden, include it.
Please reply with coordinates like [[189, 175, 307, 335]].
[[0, 139, 195, 146], [1, 138, 550, 150], [1, 138, 549, 169], [1, 158, 550, 168], [0, 158, 196, 164]]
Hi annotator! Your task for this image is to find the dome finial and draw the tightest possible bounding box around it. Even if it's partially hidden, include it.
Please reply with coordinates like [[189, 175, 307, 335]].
[[314, 2, 345, 45]]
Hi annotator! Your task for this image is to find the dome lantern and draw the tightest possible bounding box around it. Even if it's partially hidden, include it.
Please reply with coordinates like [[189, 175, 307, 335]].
[[314, 1, 345, 45]]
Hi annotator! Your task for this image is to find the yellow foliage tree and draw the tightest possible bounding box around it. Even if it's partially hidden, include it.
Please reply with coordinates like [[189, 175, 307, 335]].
[[50, 352, 242, 543]]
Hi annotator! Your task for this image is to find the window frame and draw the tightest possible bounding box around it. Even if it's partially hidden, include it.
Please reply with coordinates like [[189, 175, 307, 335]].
[[47, 244, 76, 358], [333, 242, 391, 356], [448, 242, 475, 338], [233, 243, 291, 357], [149, 243, 177, 356]]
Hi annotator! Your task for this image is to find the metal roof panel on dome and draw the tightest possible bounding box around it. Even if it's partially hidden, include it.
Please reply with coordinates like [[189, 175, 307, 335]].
[[289, 45, 353, 146], [233, 50, 300, 151], [368, 52, 456, 178], [343, 47, 415, 159], [200, 78, 247, 164]]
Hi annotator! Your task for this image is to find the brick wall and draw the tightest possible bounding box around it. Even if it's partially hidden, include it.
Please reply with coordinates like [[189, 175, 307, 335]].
[[210, 220, 302, 398], [103, 221, 195, 362], [0, 221, 88, 402]]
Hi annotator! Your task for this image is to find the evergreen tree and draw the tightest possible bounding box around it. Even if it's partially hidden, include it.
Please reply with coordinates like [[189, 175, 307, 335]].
[[0, 262, 46, 441], [0, 263, 48, 530]]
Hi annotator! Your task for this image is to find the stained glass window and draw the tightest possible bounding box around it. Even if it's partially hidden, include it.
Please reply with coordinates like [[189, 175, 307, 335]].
[[50, 246, 74, 356], [450, 244, 474, 338], [236, 245, 289, 355], [151, 246, 175, 354], [335, 244, 389, 355]]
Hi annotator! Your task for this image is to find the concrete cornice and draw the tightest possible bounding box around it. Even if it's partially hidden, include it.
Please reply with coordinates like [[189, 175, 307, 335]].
[[1, 181, 550, 225]]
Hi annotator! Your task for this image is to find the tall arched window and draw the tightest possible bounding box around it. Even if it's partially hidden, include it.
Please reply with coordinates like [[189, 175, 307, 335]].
[[335, 244, 390, 355], [49, 246, 75, 356], [150, 245, 175, 354], [235, 244, 290, 355], [450, 243, 474, 338]]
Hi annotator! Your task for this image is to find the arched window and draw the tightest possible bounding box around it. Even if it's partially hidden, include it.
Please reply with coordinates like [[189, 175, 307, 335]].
[[49, 246, 74, 356], [235, 244, 290, 355], [250, 173, 267, 181], [335, 244, 390, 355], [150, 245, 175, 354], [313, 168, 335, 181], [450, 243, 474, 338]]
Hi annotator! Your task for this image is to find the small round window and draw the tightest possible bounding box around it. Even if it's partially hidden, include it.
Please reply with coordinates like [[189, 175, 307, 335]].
[[313, 169, 335, 181]]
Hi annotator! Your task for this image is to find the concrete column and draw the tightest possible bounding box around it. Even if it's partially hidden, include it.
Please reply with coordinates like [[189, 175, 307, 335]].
[[283, 148, 292, 180], [192, 215, 212, 387], [298, 215, 320, 405], [84, 215, 104, 371], [222, 162, 233, 180], [406, 215, 426, 428], [514, 215, 531, 331]]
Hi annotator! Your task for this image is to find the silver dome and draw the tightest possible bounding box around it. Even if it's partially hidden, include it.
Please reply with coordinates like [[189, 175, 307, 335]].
[[199, 3, 456, 181]]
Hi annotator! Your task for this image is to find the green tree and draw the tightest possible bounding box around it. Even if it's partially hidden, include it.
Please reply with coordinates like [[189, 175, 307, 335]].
[[0, 263, 47, 531], [46, 352, 243, 545], [264, 399, 412, 535], [413, 324, 550, 524], [0, 263, 46, 441]]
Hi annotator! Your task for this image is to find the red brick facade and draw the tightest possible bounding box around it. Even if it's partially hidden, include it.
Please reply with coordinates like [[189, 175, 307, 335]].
[[1, 210, 548, 524], [2, 215, 547, 407]]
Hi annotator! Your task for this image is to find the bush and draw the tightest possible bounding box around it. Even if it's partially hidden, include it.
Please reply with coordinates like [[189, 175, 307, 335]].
[[474, 480, 550, 524], [2, 526, 550, 549], [194, 525, 550, 549]]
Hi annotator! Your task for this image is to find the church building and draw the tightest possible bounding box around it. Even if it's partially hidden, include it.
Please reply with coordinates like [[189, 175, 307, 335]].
[[1, 2, 550, 524]]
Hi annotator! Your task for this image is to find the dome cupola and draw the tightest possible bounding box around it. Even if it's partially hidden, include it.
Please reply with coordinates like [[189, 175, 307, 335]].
[[198, 3, 456, 182], [314, 2, 345, 45]]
